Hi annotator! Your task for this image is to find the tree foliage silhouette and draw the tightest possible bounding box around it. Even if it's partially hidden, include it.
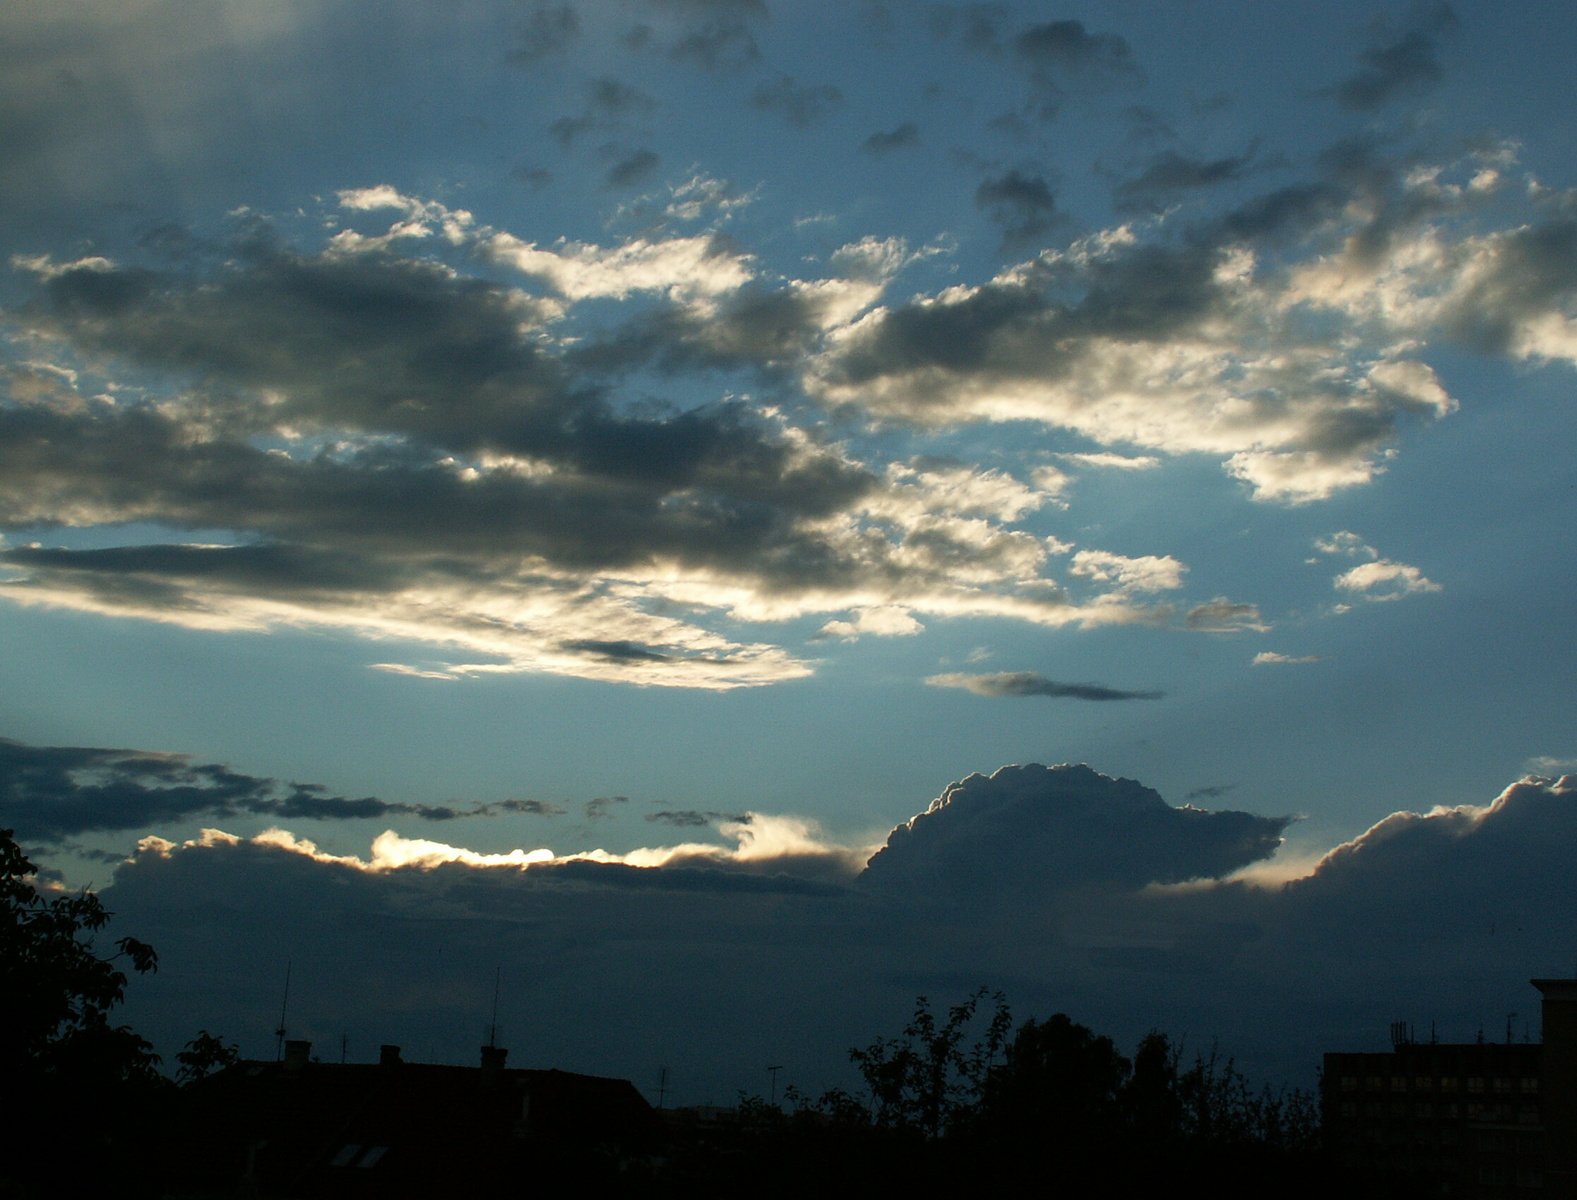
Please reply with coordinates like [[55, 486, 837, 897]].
[[1, 828, 168, 1200], [0, 827, 161, 1083], [848, 986, 1012, 1137], [177, 1029, 240, 1083]]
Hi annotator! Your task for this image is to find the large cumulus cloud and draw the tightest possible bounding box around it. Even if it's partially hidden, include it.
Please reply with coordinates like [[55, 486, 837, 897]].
[[37, 746, 1562, 1100], [861, 763, 1288, 897]]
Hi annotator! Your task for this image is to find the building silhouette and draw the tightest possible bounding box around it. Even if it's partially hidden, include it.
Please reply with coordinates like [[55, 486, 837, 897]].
[[169, 1041, 657, 1197], [1322, 978, 1577, 1196]]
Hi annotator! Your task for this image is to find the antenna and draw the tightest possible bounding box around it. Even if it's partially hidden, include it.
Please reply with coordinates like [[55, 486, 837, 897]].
[[767, 1064, 783, 1107], [488, 965, 502, 1049], [656, 1066, 668, 1110], [274, 959, 292, 1061]]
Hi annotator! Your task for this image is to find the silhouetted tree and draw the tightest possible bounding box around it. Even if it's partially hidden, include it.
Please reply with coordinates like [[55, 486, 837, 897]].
[[177, 1029, 240, 1083], [0, 828, 166, 1198], [0, 828, 160, 1082], [849, 987, 1011, 1137]]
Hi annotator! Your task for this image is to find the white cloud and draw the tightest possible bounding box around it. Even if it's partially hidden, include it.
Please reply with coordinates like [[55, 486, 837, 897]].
[[817, 605, 924, 641], [480, 230, 753, 304], [1312, 532, 1439, 603], [1252, 651, 1321, 665], [1069, 549, 1186, 593], [1058, 452, 1161, 470], [1525, 755, 1577, 775], [1333, 559, 1441, 601], [1313, 530, 1376, 559]]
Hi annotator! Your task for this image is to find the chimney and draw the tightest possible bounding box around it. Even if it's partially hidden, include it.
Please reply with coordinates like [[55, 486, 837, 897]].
[[481, 1045, 508, 1074], [379, 1044, 402, 1067], [283, 1040, 311, 1072]]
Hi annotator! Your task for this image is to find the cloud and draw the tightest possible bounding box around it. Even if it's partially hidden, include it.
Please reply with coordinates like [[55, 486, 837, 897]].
[[750, 76, 844, 129], [8, 144, 1572, 682], [3, 208, 1144, 685], [975, 170, 1061, 248], [1332, 3, 1458, 112], [1252, 651, 1321, 666], [584, 796, 629, 822], [862, 763, 1286, 895], [0, 737, 558, 845], [549, 78, 657, 148], [1057, 452, 1159, 471], [861, 122, 919, 156], [1013, 20, 1142, 118], [809, 143, 1571, 503], [3, 193, 1219, 686], [637, 0, 766, 71], [1185, 783, 1236, 801], [1315, 533, 1439, 601], [816, 606, 924, 642], [1069, 550, 1185, 594], [1313, 530, 1376, 559], [509, 3, 580, 64], [1333, 560, 1442, 601], [1287, 774, 1576, 925], [79, 763, 1577, 1103], [1186, 597, 1269, 634], [1113, 150, 1255, 214], [604, 148, 661, 190], [926, 672, 1162, 702], [1526, 755, 1577, 775], [647, 809, 749, 828]]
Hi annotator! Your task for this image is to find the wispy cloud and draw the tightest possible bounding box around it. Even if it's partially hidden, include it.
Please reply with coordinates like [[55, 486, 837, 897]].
[[927, 672, 1163, 701]]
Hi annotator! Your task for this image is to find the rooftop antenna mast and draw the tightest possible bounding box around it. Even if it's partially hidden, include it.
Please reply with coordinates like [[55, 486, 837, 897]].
[[274, 959, 292, 1062], [487, 965, 502, 1049]]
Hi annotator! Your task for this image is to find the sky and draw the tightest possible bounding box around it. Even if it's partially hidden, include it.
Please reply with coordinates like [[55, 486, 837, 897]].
[[2, 0, 1575, 1103]]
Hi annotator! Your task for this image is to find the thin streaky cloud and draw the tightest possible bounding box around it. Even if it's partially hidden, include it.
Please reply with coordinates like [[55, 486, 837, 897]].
[[927, 671, 1163, 701]]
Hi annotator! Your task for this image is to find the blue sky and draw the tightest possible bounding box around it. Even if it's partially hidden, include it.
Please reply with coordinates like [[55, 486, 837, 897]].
[[2, 0, 1574, 1098]]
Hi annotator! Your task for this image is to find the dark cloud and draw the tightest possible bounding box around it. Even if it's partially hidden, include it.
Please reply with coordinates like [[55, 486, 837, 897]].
[[928, 4, 1006, 54], [1121, 105, 1177, 145], [1185, 598, 1268, 634], [511, 164, 554, 190], [811, 147, 1498, 501], [644, 0, 766, 71], [550, 78, 657, 148], [604, 148, 661, 189], [1333, 3, 1458, 112], [509, 4, 580, 64], [1186, 784, 1236, 801], [750, 76, 844, 129], [0, 737, 544, 844], [566, 280, 838, 378], [496, 799, 568, 817], [974, 169, 1061, 247], [1112, 150, 1255, 213], [1, 233, 941, 669], [83, 766, 1577, 1104], [561, 639, 679, 665], [862, 764, 1286, 897], [927, 672, 1162, 702], [1013, 20, 1142, 117], [584, 796, 629, 821], [647, 809, 748, 827], [861, 122, 919, 156], [669, 19, 759, 70]]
